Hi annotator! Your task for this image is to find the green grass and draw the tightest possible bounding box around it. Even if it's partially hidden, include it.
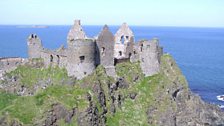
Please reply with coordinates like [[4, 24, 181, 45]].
[[0, 64, 89, 125], [116, 61, 144, 84], [106, 75, 162, 126], [5, 65, 69, 88], [0, 84, 90, 125], [5, 96, 39, 124], [106, 54, 189, 126], [0, 54, 189, 125], [35, 85, 89, 109], [0, 91, 17, 110]]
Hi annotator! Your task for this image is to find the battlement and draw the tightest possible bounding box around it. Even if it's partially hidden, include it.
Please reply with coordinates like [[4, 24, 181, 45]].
[[27, 34, 42, 45]]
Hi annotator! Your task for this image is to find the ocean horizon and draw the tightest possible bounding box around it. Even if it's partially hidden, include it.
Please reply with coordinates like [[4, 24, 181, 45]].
[[0, 25, 224, 106]]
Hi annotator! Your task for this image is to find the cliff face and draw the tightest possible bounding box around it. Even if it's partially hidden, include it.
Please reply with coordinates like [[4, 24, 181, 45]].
[[0, 54, 224, 126], [148, 54, 224, 126]]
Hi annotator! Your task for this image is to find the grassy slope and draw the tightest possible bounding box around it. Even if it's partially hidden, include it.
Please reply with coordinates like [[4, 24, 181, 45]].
[[106, 54, 188, 126], [0, 54, 188, 126]]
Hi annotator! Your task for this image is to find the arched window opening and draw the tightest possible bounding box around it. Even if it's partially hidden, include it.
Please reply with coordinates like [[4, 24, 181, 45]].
[[119, 51, 122, 56], [57, 55, 60, 65], [126, 36, 129, 40], [101, 47, 105, 56], [50, 55, 53, 62], [140, 44, 143, 52], [129, 53, 132, 58], [79, 56, 85, 63], [120, 36, 125, 44]]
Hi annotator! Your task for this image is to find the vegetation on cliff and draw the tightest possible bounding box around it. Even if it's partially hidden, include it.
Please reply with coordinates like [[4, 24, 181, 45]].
[[0, 55, 223, 126]]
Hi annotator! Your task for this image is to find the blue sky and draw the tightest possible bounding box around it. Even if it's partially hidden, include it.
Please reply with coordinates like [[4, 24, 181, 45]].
[[0, 0, 224, 27]]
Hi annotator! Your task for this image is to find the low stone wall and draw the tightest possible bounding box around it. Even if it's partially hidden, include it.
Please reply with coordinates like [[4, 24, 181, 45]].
[[0, 57, 25, 79]]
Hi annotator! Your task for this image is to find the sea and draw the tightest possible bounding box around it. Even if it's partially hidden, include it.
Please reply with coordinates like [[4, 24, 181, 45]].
[[0, 25, 224, 106]]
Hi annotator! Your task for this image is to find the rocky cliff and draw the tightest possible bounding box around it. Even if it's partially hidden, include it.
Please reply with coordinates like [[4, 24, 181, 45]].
[[0, 54, 224, 126]]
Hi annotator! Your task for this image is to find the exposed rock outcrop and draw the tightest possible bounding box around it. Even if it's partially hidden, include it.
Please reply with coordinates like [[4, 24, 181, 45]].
[[0, 54, 224, 126]]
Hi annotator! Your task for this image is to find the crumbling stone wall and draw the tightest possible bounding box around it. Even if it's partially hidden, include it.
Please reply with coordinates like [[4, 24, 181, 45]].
[[27, 34, 43, 59], [96, 25, 116, 77], [96, 25, 114, 66], [40, 49, 67, 68], [67, 20, 86, 41], [24, 20, 163, 80], [114, 23, 134, 44], [130, 43, 140, 63], [114, 23, 135, 59], [67, 39, 96, 79], [0, 57, 25, 79], [124, 37, 134, 59], [139, 39, 161, 76]]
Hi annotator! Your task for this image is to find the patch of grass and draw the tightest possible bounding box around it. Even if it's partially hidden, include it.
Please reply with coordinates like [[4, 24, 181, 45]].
[[116, 61, 144, 84], [106, 74, 161, 126], [5, 96, 39, 124], [0, 84, 89, 125], [0, 91, 17, 110], [107, 54, 189, 125], [5, 65, 69, 88], [35, 85, 89, 110], [0, 54, 190, 125]]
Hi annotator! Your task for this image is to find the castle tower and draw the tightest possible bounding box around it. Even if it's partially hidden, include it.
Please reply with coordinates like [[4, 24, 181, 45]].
[[96, 25, 116, 77], [96, 25, 115, 66], [114, 23, 135, 59], [139, 39, 161, 76], [66, 39, 96, 80], [27, 34, 43, 59], [66, 20, 97, 79], [67, 20, 86, 42]]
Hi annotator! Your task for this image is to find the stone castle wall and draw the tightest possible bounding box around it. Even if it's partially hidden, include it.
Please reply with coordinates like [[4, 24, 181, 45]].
[[40, 49, 68, 68], [27, 34, 43, 59], [67, 39, 96, 79], [24, 20, 163, 80], [139, 39, 161, 76], [96, 25, 116, 77], [0, 57, 25, 79], [114, 23, 135, 59]]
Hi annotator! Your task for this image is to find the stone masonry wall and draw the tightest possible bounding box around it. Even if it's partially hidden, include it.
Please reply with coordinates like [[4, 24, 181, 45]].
[[114, 23, 135, 59], [27, 34, 43, 59], [24, 20, 163, 80], [67, 20, 86, 41], [0, 57, 25, 79], [139, 39, 161, 76], [67, 39, 96, 79], [96, 25, 116, 77]]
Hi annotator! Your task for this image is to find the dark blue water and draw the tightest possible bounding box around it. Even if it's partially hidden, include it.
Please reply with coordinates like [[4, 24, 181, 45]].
[[0, 25, 224, 106]]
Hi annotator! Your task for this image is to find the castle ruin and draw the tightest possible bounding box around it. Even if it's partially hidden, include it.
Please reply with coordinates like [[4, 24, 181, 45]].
[[1, 20, 163, 80]]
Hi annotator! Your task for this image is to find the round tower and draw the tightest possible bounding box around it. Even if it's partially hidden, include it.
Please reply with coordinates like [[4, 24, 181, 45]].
[[27, 34, 43, 59], [67, 39, 96, 79]]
